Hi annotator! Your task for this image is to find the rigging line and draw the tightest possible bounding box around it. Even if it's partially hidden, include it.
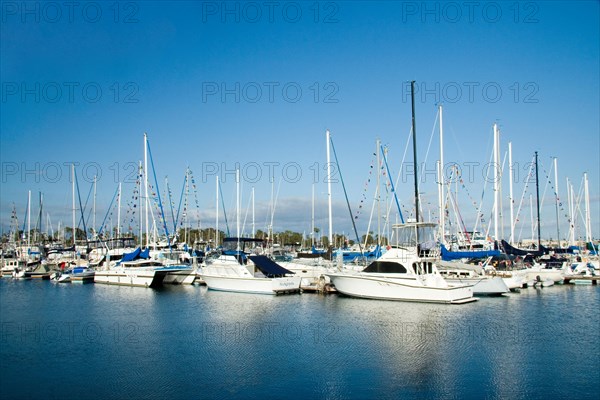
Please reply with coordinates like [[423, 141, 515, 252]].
[[74, 168, 88, 243], [329, 135, 364, 259], [146, 138, 171, 250], [385, 124, 412, 225], [513, 154, 536, 235], [268, 178, 283, 238], [381, 144, 405, 223], [473, 137, 495, 237], [421, 106, 440, 182], [218, 177, 230, 237], [174, 169, 187, 234], [164, 177, 177, 237], [97, 185, 119, 235], [241, 187, 253, 236]]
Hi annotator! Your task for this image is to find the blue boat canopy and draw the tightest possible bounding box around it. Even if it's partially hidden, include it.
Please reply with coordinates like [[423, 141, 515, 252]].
[[248, 255, 293, 278], [441, 244, 501, 261], [120, 247, 150, 263], [121, 248, 141, 262]]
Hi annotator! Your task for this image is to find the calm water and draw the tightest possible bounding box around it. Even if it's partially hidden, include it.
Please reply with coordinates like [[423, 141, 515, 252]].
[[1, 279, 598, 400]]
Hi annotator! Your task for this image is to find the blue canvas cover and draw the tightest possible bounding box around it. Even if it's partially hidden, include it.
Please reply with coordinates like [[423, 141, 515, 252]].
[[248, 255, 293, 278], [120, 248, 141, 262], [441, 244, 501, 261]]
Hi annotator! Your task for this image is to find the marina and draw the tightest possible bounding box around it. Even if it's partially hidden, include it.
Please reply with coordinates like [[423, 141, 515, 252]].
[[2, 1, 598, 399]]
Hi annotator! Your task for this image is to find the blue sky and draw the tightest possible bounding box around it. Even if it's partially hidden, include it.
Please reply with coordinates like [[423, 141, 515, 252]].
[[1, 1, 599, 242]]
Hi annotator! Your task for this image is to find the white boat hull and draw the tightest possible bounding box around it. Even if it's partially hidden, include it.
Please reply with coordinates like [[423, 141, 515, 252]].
[[163, 268, 196, 285], [94, 268, 169, 287], [525, 268, 564, 283], [202, 274, 302, 295], [326, 273, 476, 304], [444, 276, 509, 296]]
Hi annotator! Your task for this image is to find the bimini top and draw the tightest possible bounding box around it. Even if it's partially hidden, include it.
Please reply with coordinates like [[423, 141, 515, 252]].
[[248, 255, 293, 278]]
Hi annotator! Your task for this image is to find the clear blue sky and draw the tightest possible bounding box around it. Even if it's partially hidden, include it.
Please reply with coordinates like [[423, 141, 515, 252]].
[[1, 1, 599, 242]]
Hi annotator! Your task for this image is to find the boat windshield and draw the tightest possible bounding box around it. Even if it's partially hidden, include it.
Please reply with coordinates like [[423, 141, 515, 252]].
[[394, 223, 437, 248], [222, 238, 264, 253]]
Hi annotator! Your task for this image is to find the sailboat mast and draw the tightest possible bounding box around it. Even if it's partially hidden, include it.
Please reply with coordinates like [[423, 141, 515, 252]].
[[376, 138, 381, 246], [584, 172, 591, 243], [236, 169, 240, 238], [493, 123, 499, 241], [38, 191, 43, 242], [535, 151, 541, 249], [326, 129, 333, 244], [93, 175, 97, 239], [567, 177, 575, 246], [71, 165, 75, 246], [215, 176, 219, 247], [252, 186, 255, 237], [508, 142, 514, 244], [438, 104, 445, 243], [144, 133, 149, 248], [28, 189, 31, 250], [117, 182, 122, 238], [410, 81, 419, 224], [311, 183, 315, 247], [553, 157, 560, 245], [138, 161, 143, 246]]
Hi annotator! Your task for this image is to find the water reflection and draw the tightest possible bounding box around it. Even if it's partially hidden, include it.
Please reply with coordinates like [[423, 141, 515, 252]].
[[1, 280, 598, 399]]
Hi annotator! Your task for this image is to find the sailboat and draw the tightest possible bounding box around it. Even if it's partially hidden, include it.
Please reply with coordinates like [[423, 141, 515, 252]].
[[326, 82, 477, 304]]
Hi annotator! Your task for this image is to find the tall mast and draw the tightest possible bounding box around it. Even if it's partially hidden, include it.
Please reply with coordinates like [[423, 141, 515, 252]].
[[584, 172, 591, 243], [535, 151, 541, 248], [117, 182, 122, 238], [567, 177, 575, 246], [215, 176, 219, 247], [410, 81, 419, 224], [508, 142, 514, 244], [553, 157, 560, 245], [138, 161, 143, 246], [144, 133, 149, 248], [493, 123, 499, 241], [92, 175, 97, 239], [326, 129, 333, 244], [311, 183, 315, 247], [28, 189, 31, 250], [376, 138, 381, 246], [236, 169, 240, 238], [438, 104, 445, 243], [71, 165, 75, 246], [38, 191, 43, 242], [252, 186, 255, 237]]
